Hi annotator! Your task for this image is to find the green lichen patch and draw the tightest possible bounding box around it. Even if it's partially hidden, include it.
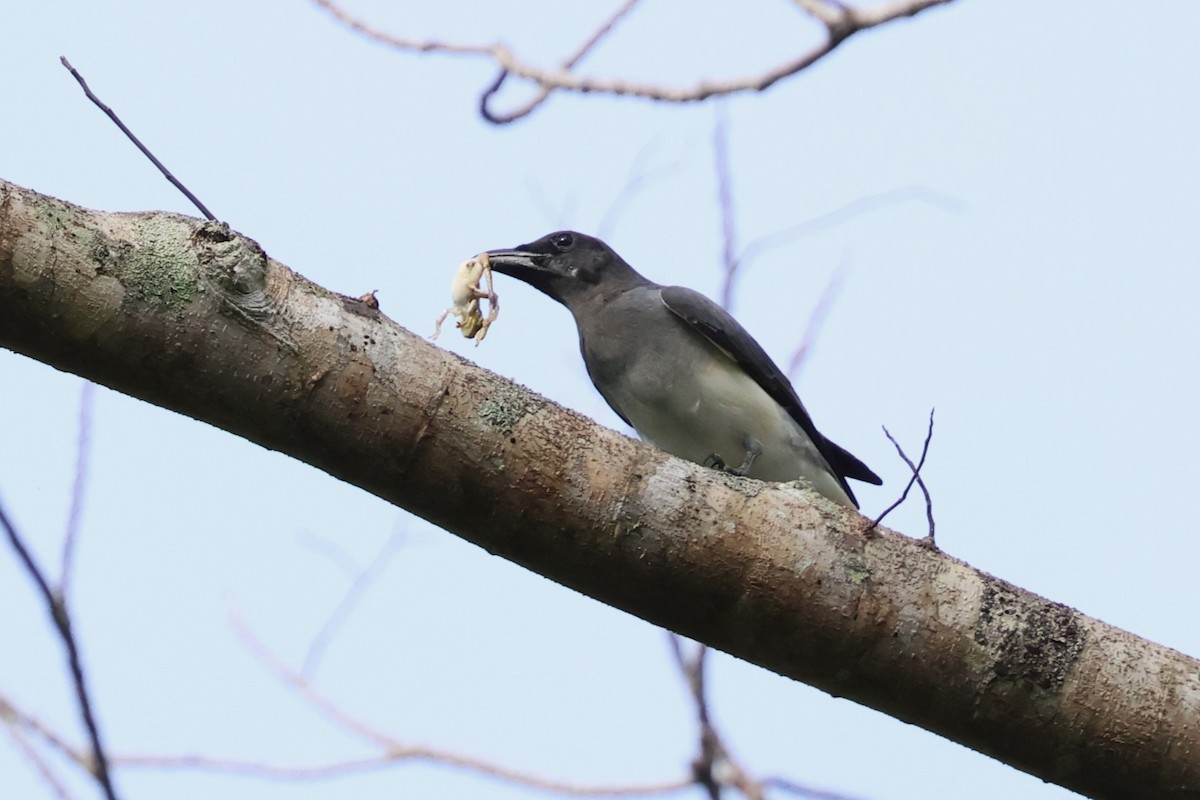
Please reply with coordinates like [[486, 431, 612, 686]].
[[102, 218, 201, 312], [843, 554, 872, 585]]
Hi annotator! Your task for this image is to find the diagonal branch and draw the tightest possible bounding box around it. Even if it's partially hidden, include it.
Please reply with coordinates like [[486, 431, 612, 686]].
[[312, 0, 959, 123], [300, 530, 406, 678], [0, 503, 119, 800], [2, 177, 1197, 799], [228, 609, 690, 796], [3, 723, 79, 800], [59, 381, 95, 597], [480, 0, 643, 123], [60, 58, 215, 220]]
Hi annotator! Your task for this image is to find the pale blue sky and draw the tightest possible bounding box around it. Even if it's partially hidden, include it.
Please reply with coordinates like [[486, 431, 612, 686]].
[[3, 3, 1199, 799]]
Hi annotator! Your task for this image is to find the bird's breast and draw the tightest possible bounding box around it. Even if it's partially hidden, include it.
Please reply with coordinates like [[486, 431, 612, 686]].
[[576, 292, 850, 504]]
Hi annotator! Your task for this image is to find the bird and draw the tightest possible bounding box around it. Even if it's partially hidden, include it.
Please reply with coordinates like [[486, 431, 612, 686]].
[[484, 231, 881, 508]]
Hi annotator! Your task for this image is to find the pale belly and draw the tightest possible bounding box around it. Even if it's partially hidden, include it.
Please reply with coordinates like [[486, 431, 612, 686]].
[[611, 352, 851, 505]]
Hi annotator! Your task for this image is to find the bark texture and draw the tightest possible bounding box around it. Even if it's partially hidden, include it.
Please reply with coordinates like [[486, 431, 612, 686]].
[[1, 178, 1197, 799]]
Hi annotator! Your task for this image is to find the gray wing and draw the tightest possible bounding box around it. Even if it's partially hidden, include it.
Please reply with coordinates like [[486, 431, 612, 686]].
[[660, 286, 882, 490]]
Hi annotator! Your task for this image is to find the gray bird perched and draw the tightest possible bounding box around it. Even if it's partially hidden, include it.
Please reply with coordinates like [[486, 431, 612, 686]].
[[485, 231, 881, 508]]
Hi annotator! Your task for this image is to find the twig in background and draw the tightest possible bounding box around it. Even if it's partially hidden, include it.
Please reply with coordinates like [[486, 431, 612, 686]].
[[597, 139, 683, 240], [714, 103, 738, 311], [784, 258, 847, 381], [667, 637, 725, 799], [666, 635, 868, 800], [0, 502, 120, 800], [762, 776, 873, 800], [710, 109, 962, 376], [301, 531, 405, 678], [479, 0, 642, 123], [60, 381, 95, 596], [314, 0, 958, 124], [225, 607, 691, 796], [4, 723, 78, 800], [731, 184, 963, 377]]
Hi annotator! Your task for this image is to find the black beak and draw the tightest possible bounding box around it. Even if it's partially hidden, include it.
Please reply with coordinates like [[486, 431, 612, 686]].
[[484, 248, 548, 279]]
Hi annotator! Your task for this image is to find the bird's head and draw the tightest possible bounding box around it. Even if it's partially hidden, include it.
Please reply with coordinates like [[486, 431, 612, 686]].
[[485, 231, 642, 307]]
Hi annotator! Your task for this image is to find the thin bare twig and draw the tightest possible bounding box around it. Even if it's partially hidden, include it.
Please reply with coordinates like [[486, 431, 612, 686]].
[[4, 680, 687, 796], [763, 776, 872, 800], [731, 182, 963, 371], [294, 530, 361, 578], [228, 608, 689, 797], [480, 0, 643, 123], [60, 381, 95, 597], [715, 155, 962, 322], [118, 752, 399, 781], [524, 173, 580, 231], [667, 636, 723, 800], [0, 695, 88, 766], [791, 0, 851, 29], [667, 636, 863, 800], [313, 0, 959, 123], [3, 724, 79, 800], [116, 751, 691, 796], [738, 185, 964, 273], [529, 138, 682, 238], [711, 117, 960, 381], [0, 501, 119, 800], [301, 532, 405, 678], [868, 408, 936, 542], [665, 636, 870, 800], [597, 141, 683, 240], [59, 57, 216, 220], [710, 105, 836, 379], [713, 104, 739, 312], [784, 260, 846, 380]]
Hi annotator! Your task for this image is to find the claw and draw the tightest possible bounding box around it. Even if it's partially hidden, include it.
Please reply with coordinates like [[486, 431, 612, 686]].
[[729, 440, 762, 476], [702, 440, 762, 476]]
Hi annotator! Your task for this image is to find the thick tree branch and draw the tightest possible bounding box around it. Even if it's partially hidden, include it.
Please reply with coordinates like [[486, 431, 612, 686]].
[[2, 178, 1198, 800]]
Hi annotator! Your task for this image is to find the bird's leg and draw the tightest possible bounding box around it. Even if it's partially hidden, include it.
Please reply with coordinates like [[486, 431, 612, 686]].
[[702, 439, 762, 477], [729, 438, 763, 476]]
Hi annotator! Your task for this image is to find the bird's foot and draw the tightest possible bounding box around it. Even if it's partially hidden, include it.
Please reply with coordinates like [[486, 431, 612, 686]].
[[703, 441, 761, 477], [729, 443, 761, 476]]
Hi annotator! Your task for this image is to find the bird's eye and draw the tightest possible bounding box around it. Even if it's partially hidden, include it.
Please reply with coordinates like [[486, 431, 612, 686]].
[[551, 232, 575, 250]]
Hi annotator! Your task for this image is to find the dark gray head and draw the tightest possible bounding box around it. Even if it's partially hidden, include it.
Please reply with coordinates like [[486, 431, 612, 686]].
[[485, 231, 647, 308]]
